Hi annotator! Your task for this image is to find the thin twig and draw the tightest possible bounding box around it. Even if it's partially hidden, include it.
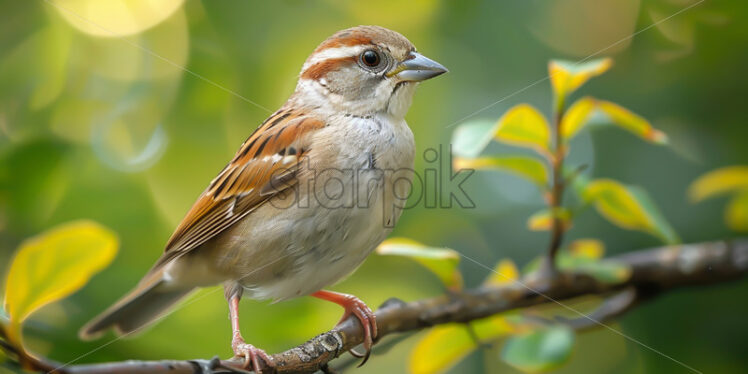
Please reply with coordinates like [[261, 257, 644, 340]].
[[556, 287, 640, 330]]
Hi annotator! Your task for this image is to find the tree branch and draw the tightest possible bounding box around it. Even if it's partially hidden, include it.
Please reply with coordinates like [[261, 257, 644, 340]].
[[12, 239, 748, 374]]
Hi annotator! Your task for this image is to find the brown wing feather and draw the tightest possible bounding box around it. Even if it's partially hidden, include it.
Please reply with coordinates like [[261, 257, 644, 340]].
[[154, 109, 325, 268]]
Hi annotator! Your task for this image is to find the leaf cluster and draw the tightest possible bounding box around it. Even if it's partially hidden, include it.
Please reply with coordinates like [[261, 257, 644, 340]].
[[452, 58, 678, 244], [378, 237, 627, 373], [0, 221, 117, 369], [388, 58, 684, 373]]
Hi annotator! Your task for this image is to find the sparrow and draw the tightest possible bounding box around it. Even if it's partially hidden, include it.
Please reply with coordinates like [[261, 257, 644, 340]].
[[79, 25, 447, 372]]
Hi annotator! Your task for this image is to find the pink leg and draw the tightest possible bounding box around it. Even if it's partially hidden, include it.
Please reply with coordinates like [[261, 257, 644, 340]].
[[228, 294, 274, 373], [312, 290, 378, 365]]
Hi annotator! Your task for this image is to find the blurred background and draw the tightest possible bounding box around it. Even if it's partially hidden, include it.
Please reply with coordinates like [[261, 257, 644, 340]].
[[1, 0, 747, 373]]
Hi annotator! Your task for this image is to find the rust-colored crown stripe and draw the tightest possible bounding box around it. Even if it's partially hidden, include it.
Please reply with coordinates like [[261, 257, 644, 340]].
[[314, 33, 373, 52]]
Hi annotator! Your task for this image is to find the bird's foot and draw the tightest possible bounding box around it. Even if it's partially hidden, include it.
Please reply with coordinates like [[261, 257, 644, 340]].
[[334, 294, 378, 366], [312, 290, 378, 366], [232, 335, 274, 373]]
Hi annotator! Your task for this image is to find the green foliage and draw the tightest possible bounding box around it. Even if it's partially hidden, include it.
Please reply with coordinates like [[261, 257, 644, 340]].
[[594, 100, 668, 144], [482, 259, 520, 287], [524, 240, 631, 285], [405, 243, 629, 374], [582, 179, 680, 244], [567, 239, 604, 259], [2, 1, 747, 372], [408, 258, 521, 374], [527, 208, 572, 231], [376, 238, 463, 290], [689, 166, 748, 231], [726, 191, 748, 231], [454, 156, 548, 190], [2, 221, 118, 348], [549, 58, 612, 102], [451, 120, 496, 158], [501, 325, 575, 373], [453, 57, 677, 245], [409, 317, 516, 374], [562, 97, 668, 144], [428, 57, 670, 373], [561, 97, 596, 141], [494, 104, 551, 156]]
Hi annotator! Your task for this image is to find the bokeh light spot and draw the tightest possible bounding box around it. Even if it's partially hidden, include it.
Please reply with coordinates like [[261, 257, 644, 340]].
[[55, 0, 185, 37]]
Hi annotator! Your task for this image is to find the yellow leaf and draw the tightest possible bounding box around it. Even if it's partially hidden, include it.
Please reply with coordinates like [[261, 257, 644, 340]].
[[584, 180, 651, 230], [494, 104, 551, 155], [4, 220, 118, 346], [688, 166, 748, 202], [584, 179, 678, 244], [377, 238, 463, 290], [409, 316, 515, 374], [561, 97, 596, 141], [410, 324, 474, 374], [527, 208, 572, 231], [726, 190, 748, 232], [549, 58, 612, 99], [568, 239, 605, 259], [483, 259, 519, 287], [596, 100, 668, 144], [454, 156, 548, 189]]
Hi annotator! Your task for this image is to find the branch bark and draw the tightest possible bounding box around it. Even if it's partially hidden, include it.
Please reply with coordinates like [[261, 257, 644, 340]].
[[16, 239, 748, 374]]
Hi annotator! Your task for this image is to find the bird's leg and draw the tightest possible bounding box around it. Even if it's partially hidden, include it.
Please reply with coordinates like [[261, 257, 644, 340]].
[[311, 290, 377, 365], [225, 285, 273, 373]]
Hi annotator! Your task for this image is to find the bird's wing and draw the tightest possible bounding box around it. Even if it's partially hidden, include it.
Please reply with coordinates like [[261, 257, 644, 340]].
[[153, 108, 325, 268]]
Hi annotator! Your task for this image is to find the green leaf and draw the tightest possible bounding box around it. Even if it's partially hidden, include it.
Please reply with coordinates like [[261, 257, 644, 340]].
[[571, 171, 592, 198], [523, 250, 631, 285], [561, 97, 596, 141], [688, 166, 748, 202], [595, 100, 668, 144], [451, 120, 497, 158], [559, 249, 631, 284], [376, 238, 463, 290], [454, 156, 548, 189], [583, 179, 679, 244], [549, 58, 612, 100], [726, 190, 748, 232], [494, 104, 551, 156], [501, 325, 575, 373], [575, 260, 632, 284], [3, 220, 118, 346], [527, 208, 571, 231], [628, 186, 680, 244], [582, 179, 650, 230], [410, 316, 516, 374]]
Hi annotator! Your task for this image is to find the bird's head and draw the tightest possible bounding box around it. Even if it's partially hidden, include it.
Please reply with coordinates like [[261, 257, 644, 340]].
[[293, 25, 447, 119]]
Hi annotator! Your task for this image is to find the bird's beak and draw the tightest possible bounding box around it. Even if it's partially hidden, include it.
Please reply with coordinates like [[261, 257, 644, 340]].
[[388, 52, 448, 82]]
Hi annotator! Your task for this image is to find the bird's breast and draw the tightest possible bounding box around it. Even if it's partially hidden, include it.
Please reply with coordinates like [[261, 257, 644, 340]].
[[206, 114, 416, 301]]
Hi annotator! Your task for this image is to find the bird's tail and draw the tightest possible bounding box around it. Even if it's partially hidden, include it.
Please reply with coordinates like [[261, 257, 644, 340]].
[[79, 268, 195, 340]]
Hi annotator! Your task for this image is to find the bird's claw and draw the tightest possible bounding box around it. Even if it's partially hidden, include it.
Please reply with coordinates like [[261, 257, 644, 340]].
[[334, 295, 377, 366], [232, 337, 274, 374]]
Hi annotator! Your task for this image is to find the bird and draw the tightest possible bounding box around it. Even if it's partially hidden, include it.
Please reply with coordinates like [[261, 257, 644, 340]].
[[79, 25, 447, 372]]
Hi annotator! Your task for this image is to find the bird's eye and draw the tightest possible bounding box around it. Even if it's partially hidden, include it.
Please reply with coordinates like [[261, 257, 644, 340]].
[[360, 50, 381, 67]]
